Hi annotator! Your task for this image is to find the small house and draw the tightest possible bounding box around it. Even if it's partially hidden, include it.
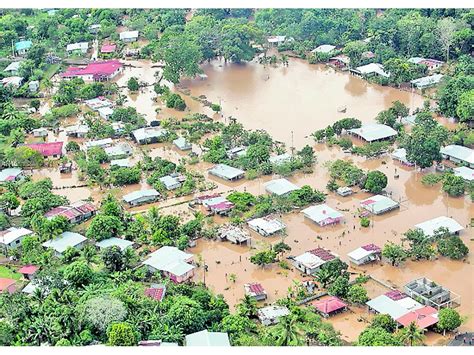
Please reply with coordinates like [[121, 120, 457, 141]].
[[32, 127, 48, 137], [65, 124, 89, 138], [396, 306, 439, 330], [100, 43, 116, 54], [247, 215, 286, 237], [144, 283, 166, 302], [173, 137, 192, 151], [84, 138, 113, 150], [269, 153, 291, 166], [159, 174, 183, 190], [202, 196, 235, 215], [66, 42, 89, 54], [360, 195, 400, 215], [85, 97, 113, 111], [111, 158, 132, 168], [123, 189, 160, 206], [336, 186, 353, 197], [410, 74, 443, 89], [391, 148, 414, 166], [0, 227, 33, 251], [104, 143, 133, 159], [217, 225, 251, 244], [312, 296, 348, 318], [366, 295, 413, 321], [264, 178, 299, 196], [25, 142, 63, 158], [0, 278, 16, 294], [302, 204, 344, 226], [208, 164, 245, 181], [185, 330, 230, 347], [244, 283, 267, 301], [18, 265, 39, 280], [292, 247, 338, 275], [132, 127, 168, 145], [267, 35, 287, 47], [453, 166, 474, 182], [98, 106, 114, 120], [352, 63, 390, 78], [440, 145, 474, 168], [258, 305, 290, 326], [42, 231, 87, 256], [142, 246, 195, 283], [119, 30, 139, 42], [95, 237, 134, 251], [28, 80, 39, 93], [44, 201, 97, 224], [0, 168, 24, 183], [329, 55, 350, 69], [2, 76, 24, 88], [15, 40, 32, 55], [347, 244, 381, 265], [312, 44, 336, 54], [89, 24, 101, 34], [408, 57, 444, 71], [348, 123, 397, 142], [4, 61, 21, 75]]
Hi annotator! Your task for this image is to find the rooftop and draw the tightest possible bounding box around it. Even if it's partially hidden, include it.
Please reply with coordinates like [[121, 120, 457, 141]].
[[95, 237, 134, 251], [269, 153, 292, 165], [396, 306, 438, 329], [143, 246, 195, 277], [453, 166, 474, 181], [120, 30, 139, 40], [440, 145, 474, 165], [355, 63, 390, 77], [17, 265, 39, 275], [66, 42, 88, 51], [173, 136, 192, 150], [208, 164, 245, 180], [0, 227, 33, 246], [132, 127, 168, 142], [360, 194, 399, 215], [248, 215, 286, 235], [312, 44, 336, 53], [185, 330, 230, 347], [4, 61, 21, 72], [25, 142, 63, 157], [123, 189, 160, 203], [15, 40, 32, 51], [410, 74, 444, 88], [84, 138, 113, 149], [100, 44, 117, 53], [348, 123, 397, 142], [0, 278, 16, 293], [415, 216, 464, 237], [244, 283, 267, 297], [42, 231, 87, 254], [258, 305, 290, 320], [264, 178, 299, 196], [61, 60, 122, 78], [302, 204, 343, 224], [312, 296, 347, 315], [366, 295, 411, 320], [0, 168, 22, 182], [347, 244, 381, 262]]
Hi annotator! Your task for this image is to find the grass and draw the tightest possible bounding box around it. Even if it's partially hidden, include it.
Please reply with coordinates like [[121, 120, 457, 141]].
[[0, 265, 22, 280]]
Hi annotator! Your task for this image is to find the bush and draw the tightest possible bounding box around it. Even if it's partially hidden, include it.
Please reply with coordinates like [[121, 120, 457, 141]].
[[127, 77, 140, 92], [437, 236, 469, 260], [347, 284, 369, 304], [211, 103, 221, 112], [421, 173, 443, 186], [65, 141, 80, 152], [360, 217, 370, 227], [107, 322, 138, 346], [165, 93, 186, 111], [364, 171, 388, 194], [442, 173, 465, 197]]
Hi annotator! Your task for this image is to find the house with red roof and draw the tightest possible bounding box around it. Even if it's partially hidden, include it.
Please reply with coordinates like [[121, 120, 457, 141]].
[[396, 306, 439, 329], [0, 278, 16, 294], [312, 296, 348, 318], [44, 200, 97, 224], [61, 60, 123, 82], [18, 265, 39, 280], [25, 142, 63, 158], [144, 284, 166, 302], [244, 283, 267, 301], [100, 43, 117, 54]]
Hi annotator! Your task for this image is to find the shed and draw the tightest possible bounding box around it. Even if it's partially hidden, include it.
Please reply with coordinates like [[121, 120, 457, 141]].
[[348, 123, 397, 142], [347, 244, 381, 265], [123, 189, 160, 206], [104, 143, 133, 159], [208, 164, 245, 181], [15, 40, 32, 55], [42, 231, 87, 256], [269, 153, 291, 165], [302, 204, 343, 226], [173, 137, 192, 150], [65, 124, 89, 138], [2, 76, 24, 88], [84, 138, 113, 150], [247, 215, 286, 237], [360, 195, 399, 215], [415, 216, 464, 238], [336, 186, 353, 197], [264, 178, 299, 196], [95, 237, 134, 251], [258, 305, 290, 326], [0, 227, 33, 251], [244, 283, 267, 301], [312, 296, 348, 318], [120, 30, 139, 42], [4, 61, 21, 74], [85, 97, 113, 111], [226, 146, 248, 159], [111, 158, 131, 168], [185, 330, 230, 347], [18, 265, 39, 280], [453, 166, 474, 182]]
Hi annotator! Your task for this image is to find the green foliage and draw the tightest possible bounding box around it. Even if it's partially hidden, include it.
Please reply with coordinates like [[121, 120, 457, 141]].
[[250, 249, 277, 267], [357, 327, 402, 346], [437, 236, 469, 260], [364, 170, 388, 194], [107, 322, 138, 346], [347, 284, 369, 304], [370, 314, 398, 333], [327, 275, 350, 298], [382, 242, 407, 266], [110, 166, 141, 186], [316, 259, 349, 288], [211, 103, 221, 112], [64, 261, 94, 288], [436, 308, 462, 333], [442, 173, 465, 197], [65, 141, 80, 152], [84, 295, 127, 333], [127, 77, 140, 92], [360, 217, 370, 228], [86, 214, 123, 242], [421, 173, 444, 186], [164, 93, 186, 111], [227, 191, 256, 211], [326, 159, 364, 186], [456, 90, 474, 123], [403, 229, 436, 261]]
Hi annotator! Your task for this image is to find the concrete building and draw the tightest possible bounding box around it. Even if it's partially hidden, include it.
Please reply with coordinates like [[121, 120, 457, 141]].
[[132, 127, 168, 144], [264, 178, 299, 196], [218, 225, 251, 244], [258, 305, 290, 326], [247, 215, 286, 237], [404, 278, 460, 309], [173, 137, 192, 150], [360, 195, 399, 215], [347, 244, 381, 265], [440, 145, 474, 168]]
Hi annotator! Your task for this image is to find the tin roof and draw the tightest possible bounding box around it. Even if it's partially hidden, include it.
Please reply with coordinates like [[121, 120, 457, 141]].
[[0, 227, 33, 246], [123, 189, 160, 203], [312, 296, 347, 315], [18, 265, 39, 275], [42, 232, 87, 254], [100, 44, 117, 53], [61, 60, 122, 78], [0, 278, 16, 292], [440, 145, 474, 165], [185, 330, 230, 347], [0, 168, 22, 182], [302, 204, 343, 224], [453, 166, 474, 181], [415, 216, 464, 237], [95, 237, 134, 251], [396, 306, 438, 329], [349, 123, 397, 142], [264, 178, 299, 196], [26, 142, 63, 157], [208, 164, 245, 180]]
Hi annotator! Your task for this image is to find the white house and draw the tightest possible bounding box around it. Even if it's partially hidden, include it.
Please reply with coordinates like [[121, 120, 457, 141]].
[[415, 216, 464, 238], [120, 30, 139, 42], [185, 330, 230, 346], [159, 175, 183, 190], [123, 189, 160, 206], [312, 44, 336, 54], [0, 227, 33, 251], [354, 63, 390, 78], [247, 215, 286, 237], [66, 42, 89, 54], [269, 153, 292, 165], [360, 195, 400, 215], [4, 61, 21, 75], [98, 106, 114, 120], [348, 123, 397, 142], [347, 244, 382, 265], [208, 164, 245, 181], [292, 247, 338, 275], [302, 204, 344, 226], [173, 137, 192, 151], [440, 145, 474, 168], [143, 246, 195, 283], [453, 166, 474, 182], [264, 178, 299, 196], [258, 305, 290, 326], [42, 231, 87, 256]]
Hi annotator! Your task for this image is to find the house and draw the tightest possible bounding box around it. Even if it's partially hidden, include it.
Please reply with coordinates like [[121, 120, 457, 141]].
[[336, 186, 353, 197], [352, 63, 390, 78], [396, 306, 439, 330], [410, 74, 444, 89], [391, 148, 414, 166], [112, 122, 125, 136], [408, 57, 444, 71], [360, 195, 400, 215], [292, 247, 338, 275], [111, 158, 132, 168], [0, 227, 33, 251], [95, 237, 134, 251], [226, 146, 248, 159], [217, 225, 251, 244], [25, 142, 63, 158], [347, 244, 381, 265], [362, 51, 375, 60], [173, 137, 192, 150], [28, 80, 39, 93], [84, 138, 113, 150], [120, 30, 139, 42], [269, 153, 292, 165], [415, 216, 464, 238], [65, 124, 89, 138], [264, 178, 299, 196], [258, 305, 290, 326], [18, 265, 39, 280], [0, 278, 16, 294], [98, 106, 114, 119], [132, 127, 168, 144], [123, 189, 160, 206], [203, 197, 235, 215], [453, 166, 474, 182], [312, 296, 348, 318], [366, 294, 418, 321], [104, 143, 133, 159], [312, 44, 336, 54], [208, 164, 245, 181], [247, 215, 286, 237], [143, 246, 195, 283], [2, 76, 24, 88], [404, 277, 460, 309], [302, 204, 344, 226], [185, 330, 230, 347], [329, 55, 350, 69], [100, 43, 117, 54], [144, 283, 166, 302], [267, 35, 287, 46], [85, 97, 113, 111], [0, 168, 24, 183], [66, 42, 89, 54], [89, 24, 101, 33], [4, 61, 21, 75], [401, 115, 417, 125], [440, 145, 474, 168], [138, 340, 178, 347], [45, 201, 97, 224], [159, 174, 183, 190], [42, 231, 87, 256], [125, 48, 140, 57], [15, 40, 32, 55], [348, 123, 397, 142], [32, 127, 48, 137], [61, 60, 123, 82], [244, 283, 267, 301]]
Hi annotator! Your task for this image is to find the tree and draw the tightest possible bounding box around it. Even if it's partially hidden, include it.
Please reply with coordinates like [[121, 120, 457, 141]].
[[442, 173, 465, 197], [0, 192, 19, 215], [236, 294, 258, 318], [343, 40, 367, 68], [437, 308, 462, 335], [370, 314, 398, 333], [101, 246, 126, 272], [456, 90, 474, 123], [437, 236, 469, 260], [250, 249, 277, 267], [364, 171, 388, 194], [438, 75, 474, 118], [347, 284, 369, 304], [403, 229, 436, 261], [220, 314, 257, 343], [8, 146, 43, 168], [0, 321, 13, 345], [269, 314, 306, 346], [328, 275, 350, 298], [357, 327, 402, 346], [65, 141, 80, 152], [437, 18, 456, 61], [64, 261, 94, 288], [382, 242, 407, 266], [86, 214, 123, 241], [166, 296, 206, 334], [398, 322, 425, 346], [316, 259, 349, 288], [211, 103, 221, 112], [127, 77, 140, 92], [84, 296, 127, 333], [107, 322, 137, 346]]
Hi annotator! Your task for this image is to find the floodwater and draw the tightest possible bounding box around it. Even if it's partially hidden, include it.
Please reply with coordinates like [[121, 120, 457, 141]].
[[181, 57, 426, 148]]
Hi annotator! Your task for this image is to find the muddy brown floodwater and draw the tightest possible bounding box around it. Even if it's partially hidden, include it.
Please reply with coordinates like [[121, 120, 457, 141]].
[[181, 57, 426, 148]]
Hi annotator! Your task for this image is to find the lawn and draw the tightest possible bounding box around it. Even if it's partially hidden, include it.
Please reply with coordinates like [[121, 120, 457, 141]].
[[0, 265, 22, 280]]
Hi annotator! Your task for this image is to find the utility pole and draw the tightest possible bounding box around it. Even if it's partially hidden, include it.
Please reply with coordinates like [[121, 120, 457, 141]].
[[290, 130, 295, 155]]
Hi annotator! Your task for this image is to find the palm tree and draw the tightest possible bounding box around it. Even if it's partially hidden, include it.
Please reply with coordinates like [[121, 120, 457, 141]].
[[398, 322, 425, 346], [236, 295, 258, 318], [271, 315, 306, 346]]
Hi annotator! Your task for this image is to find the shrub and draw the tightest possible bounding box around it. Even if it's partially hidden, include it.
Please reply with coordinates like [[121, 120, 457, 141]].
[[360, 217, 370, 227]]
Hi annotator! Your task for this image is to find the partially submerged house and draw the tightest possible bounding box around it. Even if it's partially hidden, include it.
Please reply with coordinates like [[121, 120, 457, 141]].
[[95, 237, 134, 251], [247, 215, 286, 237], [312, 44, 336, 54], [410, 74, 443, 89], [173, 137, 192, 151], [292, 247, 338, 275], [0, 227, 33, 252], [336, 186, 353, 197], [65, 124, 89, 138], [111, 158, 132, 168], [348, 123, 397, 142], [120, 30, 139, 42], [159, 174, 184, 190], [258, 305, 290, 326], [44, 201, 97, 224], [267, 35, 287, 47], [208, 164, 245, 181], [198, 195, 235, 215], [302, 204, 344, 226], [352, 63, 390, 78], [84, 138, 113, 150], [226, 146, 248, 159], [408, 57, 444, 71], [61, 60, 123, 82], [264, 178, 299, 196], [66, 42, 89, 54], [269, 153, 292, 165], [329, 54, 350, 69], [123, 189, 160, 206], [0, 168, 24, 183], [42, 231, 87, 256], [415, 216, 464, 238], [440, 145, 474, 168], [0, 278, 16, 294], [85, 97, 113, 111], [453, 166, 474, 182], [185, 330, 230, 347], [244, 283, 267, 301], [347, 244, 381, 266], [132, 127, 168, 144], [217, 225, 251, 244], [142, 246, 195, 283], [396, 306, 439, 330], [360, 195, 399, 215], [104, 143, 133, 159], [391, 148, 414, 166], [25, 142, 63, 158], [404, 277, 461, 309], [312, 296, 348, 318], [367, 293, 422, 321]]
